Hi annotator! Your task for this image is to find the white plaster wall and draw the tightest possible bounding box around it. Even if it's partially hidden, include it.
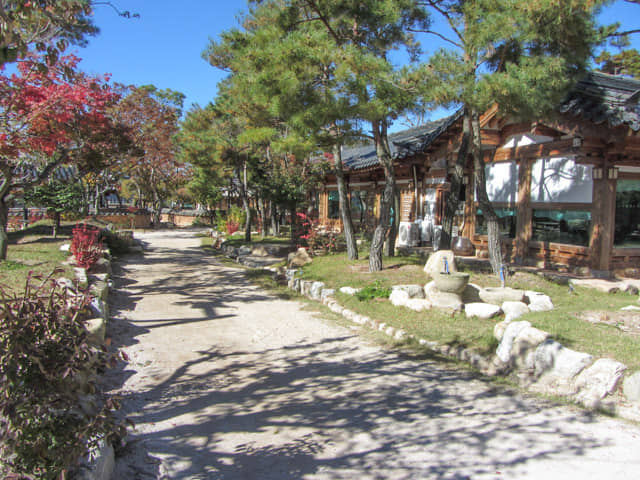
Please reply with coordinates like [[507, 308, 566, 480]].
[[484, 161, 519, 203], [530, 157, 593, 203]]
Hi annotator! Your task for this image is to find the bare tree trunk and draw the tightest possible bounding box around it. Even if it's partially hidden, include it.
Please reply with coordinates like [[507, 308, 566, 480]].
[[470, 108, 503, 275], [52, 211, 60, 238], [441, 109, 470, 250], [384, 189, 399, 257], [369, 119, 395, 272], [0, 197, 9, 261], [241, 158, 251, 243], [258, 197, 267, 239], [333, 145, 358, 260], [271, 204, 278, 236]]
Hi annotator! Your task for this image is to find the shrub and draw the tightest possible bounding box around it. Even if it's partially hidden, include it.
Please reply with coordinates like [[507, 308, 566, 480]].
[[356, 281, 392, 301], [216, 206, 245, 235], [0, 272, 123, 479], [70, 224, 103, 270], [294, 213, 340, 253]]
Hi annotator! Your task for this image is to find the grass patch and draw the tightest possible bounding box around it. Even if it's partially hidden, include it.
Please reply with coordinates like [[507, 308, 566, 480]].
[[297, 253, 640, 370], [2, 227, 74, 294]]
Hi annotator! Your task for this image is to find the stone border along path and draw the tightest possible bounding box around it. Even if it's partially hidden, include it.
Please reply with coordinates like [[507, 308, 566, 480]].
[[285, 271, 640, 423], [103, 229, 640, 479]]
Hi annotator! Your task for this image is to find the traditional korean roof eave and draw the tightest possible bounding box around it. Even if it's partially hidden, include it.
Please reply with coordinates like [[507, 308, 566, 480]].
[[340, 109, 464, 173]]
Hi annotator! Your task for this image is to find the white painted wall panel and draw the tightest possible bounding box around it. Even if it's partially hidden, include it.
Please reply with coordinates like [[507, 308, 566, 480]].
[[485, 161, 519, 203], [530, 157, 592, 203]]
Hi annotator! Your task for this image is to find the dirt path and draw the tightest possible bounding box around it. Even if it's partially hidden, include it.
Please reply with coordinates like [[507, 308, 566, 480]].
[[107, 230, 640, 480]]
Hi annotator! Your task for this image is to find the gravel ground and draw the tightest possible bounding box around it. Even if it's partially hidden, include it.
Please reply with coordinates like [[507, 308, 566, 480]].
[[105, 229, 640, 479]]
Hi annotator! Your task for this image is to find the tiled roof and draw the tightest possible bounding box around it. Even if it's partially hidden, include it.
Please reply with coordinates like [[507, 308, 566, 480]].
[[341, 110, 463, 171], [560, 72, 640, 131]]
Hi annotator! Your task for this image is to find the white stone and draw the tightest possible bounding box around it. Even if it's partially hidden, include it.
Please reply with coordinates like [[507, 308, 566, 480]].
[[621, 305, 640, 311], [339, 286, 361, 296], [424, 281, 463, 312], [465, 302, 502, 319], [342, 309, 355, 320], [60, 243, 71, 252], [84, 317, 106, 345], [320, 289, 336, 301], [534, 340, 593, 378], [623, 371, 640, 403], [494, 320, 510, 342], [394, 329, 407, 340], [525, 291, 554, 312], [391, 284, 425, 299], [496, 321, 531, 363], [424, 250, 456, 277], [479, 287, 525, 305], [288, 247, 312, 267], [390, 289, 410, 307], [405, 299, 432, 312], [502, 301, 530, 321], [329, 302, 344, 314], [574, 358, 627, 407], [385, 326, 396, 337], [310, 281, 325, 300], [511, 326, 550, 370]]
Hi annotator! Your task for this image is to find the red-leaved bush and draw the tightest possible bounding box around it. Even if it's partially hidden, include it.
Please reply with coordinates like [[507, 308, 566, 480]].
[[70, 224, 103, 270], [0, 271, 124, 479]]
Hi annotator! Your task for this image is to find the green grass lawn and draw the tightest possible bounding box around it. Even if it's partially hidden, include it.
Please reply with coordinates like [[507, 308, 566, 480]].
[[1, 222, 76, 294], [294, 252, 640, 371]]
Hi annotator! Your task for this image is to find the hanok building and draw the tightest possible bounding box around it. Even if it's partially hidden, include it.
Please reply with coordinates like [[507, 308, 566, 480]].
[[318, 72, 640, 275]]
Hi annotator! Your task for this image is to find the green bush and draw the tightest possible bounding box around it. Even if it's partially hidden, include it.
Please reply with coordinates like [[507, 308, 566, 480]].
[[356, 281, 392, 301], [0, 272, 123, 479]]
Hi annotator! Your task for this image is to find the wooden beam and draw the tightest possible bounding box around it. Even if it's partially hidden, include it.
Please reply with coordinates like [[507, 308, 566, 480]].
[[514, 158, 533, 264]]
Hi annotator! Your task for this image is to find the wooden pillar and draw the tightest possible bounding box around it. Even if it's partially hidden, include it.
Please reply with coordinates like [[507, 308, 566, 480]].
[[319, 191, 328, 221], [589, 160, 617, 273], [462, 174, 475, 238], [514, 158, 533, 264]]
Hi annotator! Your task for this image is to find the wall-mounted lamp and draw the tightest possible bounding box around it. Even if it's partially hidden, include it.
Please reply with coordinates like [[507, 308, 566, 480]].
[[462, 174, 469, 185], [572, 137, 582, 148], [592, 167, 603, 180], [608, 167, 619, 180]]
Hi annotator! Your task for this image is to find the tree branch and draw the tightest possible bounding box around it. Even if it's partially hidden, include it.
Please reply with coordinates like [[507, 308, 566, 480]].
[[407, 28, 462, 49]]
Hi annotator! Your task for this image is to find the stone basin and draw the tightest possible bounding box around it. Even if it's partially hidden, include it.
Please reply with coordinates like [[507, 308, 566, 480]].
[[432, 272, 470, 294]]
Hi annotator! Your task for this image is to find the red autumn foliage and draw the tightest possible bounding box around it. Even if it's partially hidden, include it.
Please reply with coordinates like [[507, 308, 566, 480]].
[[70, 224, 103, 270]]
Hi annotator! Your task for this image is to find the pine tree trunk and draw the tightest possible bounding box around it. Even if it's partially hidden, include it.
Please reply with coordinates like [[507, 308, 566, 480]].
[[441, 110, 470, 250], [0, 197, 8, 261], [369, 119, 395, 272], [384, 190, 399, 257], [258, 197, 266, 239], [53, 211, 60, 238], [333, 145, 358, 260], [470, 109, 503, 275]]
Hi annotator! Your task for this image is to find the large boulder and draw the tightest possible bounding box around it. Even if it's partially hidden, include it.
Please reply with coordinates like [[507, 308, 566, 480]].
[[288, 247, 312, 268], [479, 287, 525, 305], [530, 340, 593, 396], [389, 289, 410, 307], [465, 302, 502, 319], [424, 250, 456, 278], [525, 291, 554, 312], [496, 321, 531, 363], [574, 359, 627, 408], [424, 281, 463, 312], [391, 284, 425, 299], [501, 301, 530, 321]]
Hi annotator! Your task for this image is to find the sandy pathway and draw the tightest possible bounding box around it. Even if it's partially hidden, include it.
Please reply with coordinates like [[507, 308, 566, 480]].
[[107, 230, 640, 479]]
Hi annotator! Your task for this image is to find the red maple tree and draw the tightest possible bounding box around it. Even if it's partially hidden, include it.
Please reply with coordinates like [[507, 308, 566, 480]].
[[0, 54, 125, 259]]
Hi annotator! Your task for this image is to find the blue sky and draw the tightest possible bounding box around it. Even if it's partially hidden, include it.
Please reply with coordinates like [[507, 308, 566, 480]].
[[76, 0, 640, 117]]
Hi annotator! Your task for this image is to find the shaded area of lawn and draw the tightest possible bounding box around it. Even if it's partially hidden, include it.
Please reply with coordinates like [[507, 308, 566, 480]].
[[1, 222, 74, 294]]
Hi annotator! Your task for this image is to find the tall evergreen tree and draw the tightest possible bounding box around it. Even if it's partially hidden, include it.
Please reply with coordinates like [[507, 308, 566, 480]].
[[239, 0, 430, 271], [418, 0, 605, 274]]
